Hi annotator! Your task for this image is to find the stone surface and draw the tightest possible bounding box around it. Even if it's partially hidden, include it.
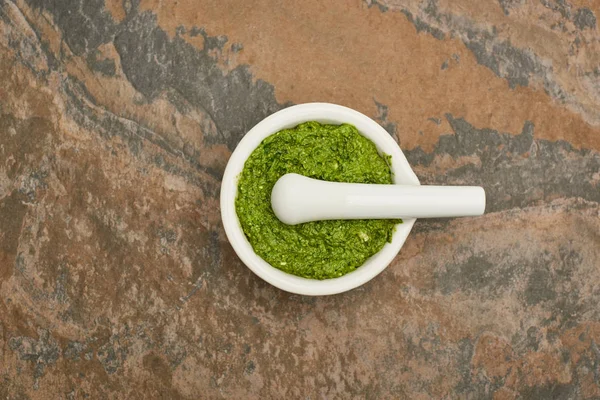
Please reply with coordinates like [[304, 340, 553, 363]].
[[0, 0, 599, 398]]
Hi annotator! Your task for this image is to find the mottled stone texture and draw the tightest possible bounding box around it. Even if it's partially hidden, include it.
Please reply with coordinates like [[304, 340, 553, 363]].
[[0, 0, 599, 398]]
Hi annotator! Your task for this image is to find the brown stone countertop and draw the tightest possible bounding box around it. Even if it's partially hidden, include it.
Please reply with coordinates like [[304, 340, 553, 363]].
[[1, 0, 600, 398]]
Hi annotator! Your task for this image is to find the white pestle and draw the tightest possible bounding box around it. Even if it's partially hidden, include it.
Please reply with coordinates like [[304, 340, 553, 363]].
[[271, 173, 486, 225]]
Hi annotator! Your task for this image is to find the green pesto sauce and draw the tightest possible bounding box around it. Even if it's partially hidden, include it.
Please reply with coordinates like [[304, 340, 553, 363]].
[[235, 121, 401, 280]]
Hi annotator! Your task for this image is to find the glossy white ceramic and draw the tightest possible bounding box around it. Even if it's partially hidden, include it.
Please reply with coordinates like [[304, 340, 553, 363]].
[[221, 103, 420, 295]]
